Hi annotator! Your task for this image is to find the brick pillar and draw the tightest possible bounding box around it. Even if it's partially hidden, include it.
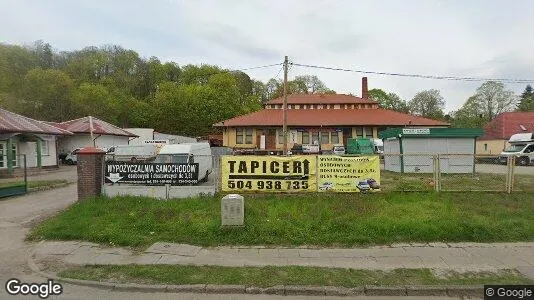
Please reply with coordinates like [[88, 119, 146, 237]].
[[77, 147, 105, 201]]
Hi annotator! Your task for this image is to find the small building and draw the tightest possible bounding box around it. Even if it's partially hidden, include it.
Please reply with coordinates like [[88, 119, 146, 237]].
[[50, 116, 137, 154], [477, 112, 534, 155], [214, 78, 449, 152], [379, 128, 483, 173], [0, 107, 72, 177]]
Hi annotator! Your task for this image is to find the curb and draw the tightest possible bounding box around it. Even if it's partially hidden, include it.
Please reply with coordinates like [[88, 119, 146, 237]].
[[27, 249, 484, 297], [28, 182, 74, 193]]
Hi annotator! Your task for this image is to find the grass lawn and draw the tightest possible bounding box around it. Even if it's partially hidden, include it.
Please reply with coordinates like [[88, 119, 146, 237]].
[[59, 265, 533, 287], [28, 192, 534, 248]]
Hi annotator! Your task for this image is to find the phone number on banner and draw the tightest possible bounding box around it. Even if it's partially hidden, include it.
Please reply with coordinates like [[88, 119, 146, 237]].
[[227, 180, 310, 190]]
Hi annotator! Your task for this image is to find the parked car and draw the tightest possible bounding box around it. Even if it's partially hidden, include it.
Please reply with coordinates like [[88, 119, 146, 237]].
[[356, 180, 371, 192], [63, 148, 81, 165], [332, 145, 345, 155]]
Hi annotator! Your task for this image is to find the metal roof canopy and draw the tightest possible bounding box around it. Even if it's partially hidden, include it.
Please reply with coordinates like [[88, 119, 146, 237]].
[[379, 127, 483, 139]]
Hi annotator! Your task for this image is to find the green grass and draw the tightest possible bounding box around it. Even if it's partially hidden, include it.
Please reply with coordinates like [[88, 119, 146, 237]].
[[0, 180, 69, 189], [28, 192, 534, 248], [58, 265, 533, 287]]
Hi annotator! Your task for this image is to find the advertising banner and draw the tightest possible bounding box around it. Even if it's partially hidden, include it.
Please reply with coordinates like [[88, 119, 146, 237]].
[[221, 155, 316, 192], [317, 156, 380, 192], [104, 162, 199, 185]]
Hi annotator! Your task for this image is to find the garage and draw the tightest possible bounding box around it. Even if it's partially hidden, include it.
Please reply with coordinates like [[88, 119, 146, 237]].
[[379, 128, 483, 173]]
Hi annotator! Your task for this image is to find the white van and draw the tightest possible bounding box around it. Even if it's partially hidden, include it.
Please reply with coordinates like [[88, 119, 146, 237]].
[[107, 144, 160, 162], [499, 133, 534, 166], [154, 143, 213, 182]]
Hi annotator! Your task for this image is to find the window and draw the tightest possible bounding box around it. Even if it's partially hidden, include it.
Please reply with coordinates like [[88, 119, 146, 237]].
[[236, 128, 244, 144], [11, 143, 17, 167], [312, 132, 319, 144], [41, 140, 49, 156], [484, 143, 488, 151], [0, 142, 4, 168], [364, 127, 373, 137], [278, 129, 284, 144], [525, 145, 534, 153], [321, 132, 330, 144], [302, 132, 310, 144], [245, 129, 253, 144], [355, 127, 363, 138], [331, 132, 339, 144]]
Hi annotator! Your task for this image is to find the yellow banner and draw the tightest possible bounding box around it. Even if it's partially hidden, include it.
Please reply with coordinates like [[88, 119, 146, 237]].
[[317, 156, 381, 192], [221, 155, 317, 192]]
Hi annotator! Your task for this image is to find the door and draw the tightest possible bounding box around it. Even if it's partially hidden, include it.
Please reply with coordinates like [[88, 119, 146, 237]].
[[265, 129, 276, 149], [342, 128, 352, 146]]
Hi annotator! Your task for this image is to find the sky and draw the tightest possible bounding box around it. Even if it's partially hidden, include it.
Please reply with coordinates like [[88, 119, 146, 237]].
[[1, 0, 533, 112]]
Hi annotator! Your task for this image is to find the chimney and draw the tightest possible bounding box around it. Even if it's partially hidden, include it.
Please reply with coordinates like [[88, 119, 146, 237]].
[[362, 77, 369, 99]]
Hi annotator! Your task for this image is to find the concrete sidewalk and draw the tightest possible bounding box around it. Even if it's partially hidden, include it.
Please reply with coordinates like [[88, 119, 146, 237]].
[[33, 241, 534, 275]]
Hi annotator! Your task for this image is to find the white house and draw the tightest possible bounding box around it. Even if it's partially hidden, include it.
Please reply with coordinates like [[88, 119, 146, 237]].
[[0, 108, 72, 177], [50, 116, 137, 155]]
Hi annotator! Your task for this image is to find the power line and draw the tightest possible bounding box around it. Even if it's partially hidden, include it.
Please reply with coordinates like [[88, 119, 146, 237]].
[[291, 62, 534, 84], [188, 63, 282, 80]]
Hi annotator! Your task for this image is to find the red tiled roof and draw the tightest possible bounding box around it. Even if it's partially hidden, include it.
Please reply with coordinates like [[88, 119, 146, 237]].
[[479, 112, 534, 140], [214, 108, 449, 127], [0, 107, 73, 135], [55, 116, 137, 137], [267, 94, 378, 105]]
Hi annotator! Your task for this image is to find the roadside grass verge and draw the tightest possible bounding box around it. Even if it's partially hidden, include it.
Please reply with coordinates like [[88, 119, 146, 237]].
[[59, 265, 533, 287], [28, 192, 534, 248]]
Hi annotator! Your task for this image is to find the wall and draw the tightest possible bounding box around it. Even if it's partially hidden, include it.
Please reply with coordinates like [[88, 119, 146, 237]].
[[401, 138, 475, 173], [124, 128, 154, 145], [39, 135, 57, 167], [58, 134, 130, 153], [103, 185, 216, 199], [476, 139, 507, 155], [223, 126, 379, 149]]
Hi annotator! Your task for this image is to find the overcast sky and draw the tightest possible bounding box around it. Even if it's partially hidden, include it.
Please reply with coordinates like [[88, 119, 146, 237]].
[[1, 0, 533, 112]]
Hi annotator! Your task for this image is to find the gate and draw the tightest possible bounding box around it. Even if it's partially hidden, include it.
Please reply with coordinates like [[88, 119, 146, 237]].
[[0, 154, 27, 198]]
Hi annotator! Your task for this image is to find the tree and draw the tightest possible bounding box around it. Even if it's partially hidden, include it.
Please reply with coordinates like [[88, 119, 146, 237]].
[[408, 89, 445, 119], [450, 96, 486, 128], [292, 75, 332, 94], [21, 68, 75, 121], [368, 88, 409, 112], [473, 81, 516, 120], [517, 85, 534, 111]]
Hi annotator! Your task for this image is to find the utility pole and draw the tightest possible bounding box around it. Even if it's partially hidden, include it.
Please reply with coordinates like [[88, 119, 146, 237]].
[[283, 56, 289, 155]]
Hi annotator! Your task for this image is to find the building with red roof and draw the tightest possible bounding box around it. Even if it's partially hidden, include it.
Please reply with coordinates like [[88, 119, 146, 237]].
[[1, 107, 73, 176], [49, 116, 137, 155], [477, 112, 534, 155], [214, 78, 449, 151]]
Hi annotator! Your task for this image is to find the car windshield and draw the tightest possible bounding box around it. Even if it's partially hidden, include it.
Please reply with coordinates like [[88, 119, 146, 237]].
[[503, 144, 526, 152]]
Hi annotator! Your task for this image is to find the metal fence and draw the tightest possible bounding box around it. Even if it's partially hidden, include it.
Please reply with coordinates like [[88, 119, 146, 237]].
[[381, 153, 531, 193], [0, 154, 27, 198]]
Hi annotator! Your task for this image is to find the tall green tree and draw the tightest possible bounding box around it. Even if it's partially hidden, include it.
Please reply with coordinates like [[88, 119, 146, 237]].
[[408, 89, 445, 119], [473, 81, 516, 120], [368, 88, 409, 112], [21, 68, 75, 121], [450, 96, 486, 128], [517, 85, 534, 111]]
